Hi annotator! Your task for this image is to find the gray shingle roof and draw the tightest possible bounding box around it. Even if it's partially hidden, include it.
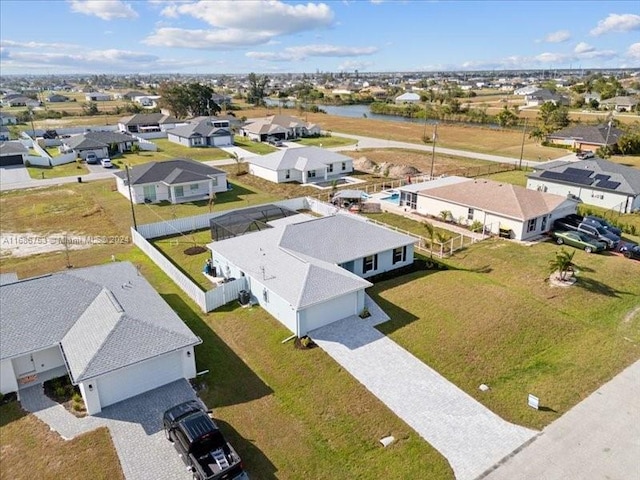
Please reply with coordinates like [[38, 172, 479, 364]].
[[0, 141, 28, 156], [114, 158, 225, 185], [0, 262, 200, 381], [168, 118, 231, 139], [547, 124, 624, 146], [64, 131, 136, 150], [249, 146, 351, 172], [119, 113, 179, 126]]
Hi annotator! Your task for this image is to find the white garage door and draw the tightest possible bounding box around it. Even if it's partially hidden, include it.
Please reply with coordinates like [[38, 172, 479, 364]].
[[302, 292, 357, 334], [98, 350, 183, 408]]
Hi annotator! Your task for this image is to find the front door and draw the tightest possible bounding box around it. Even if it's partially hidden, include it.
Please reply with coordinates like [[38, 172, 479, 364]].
[[13, 354, 36, 376], [143, 185, 156, 202]]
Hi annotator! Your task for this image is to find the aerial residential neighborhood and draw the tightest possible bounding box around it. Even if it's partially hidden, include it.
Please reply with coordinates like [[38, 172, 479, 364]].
[[0, 1, 639, 480]]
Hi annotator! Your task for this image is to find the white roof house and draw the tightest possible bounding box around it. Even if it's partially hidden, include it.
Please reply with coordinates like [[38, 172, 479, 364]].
[[0, 262, 201, 415], [239, 115, 320, 142], [395, 92, 421, 104], [402, 176, 578, 240], [248, 146, 354, 184], [208, 213, 416, 336]]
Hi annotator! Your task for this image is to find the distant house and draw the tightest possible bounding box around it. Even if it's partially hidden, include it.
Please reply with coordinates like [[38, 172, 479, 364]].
[[524, 89, 569, 107], [133, 95, 162, 108], [399, 176, 578, 240], [0, 126, 10, 142], [0, 113, 17, 125], [167, 117, 233, 147], [116, 90, 147, 101], [248, 146, 353, 184], [46, 94, 70, 103], [0, 262, 201, 416], [395, 92, 421, 104], [514, 85, 539, 96], [114, 158, 227, 204], [546, 124, 624, 152], [211, 92, 232, 108], [61, 131, 138, 160], [84, 92, 111, 102], [0, 141, 27, 167], [240, 115, 320, 142], [118, 113, 179, 134], [3, 96, 40, 108], [599, 96, 638, 112], [208, 212, 415, 337], [527, 158, 640, 213]]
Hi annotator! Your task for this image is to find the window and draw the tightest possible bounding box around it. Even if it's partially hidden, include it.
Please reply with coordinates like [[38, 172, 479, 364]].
[[211, 176, 218, 186], [363, 254, 378, 273], [541, 215, 548, 231], [175, 186, 184, 197], [285, 169, 290, 179], [467, 208, 474, 221], [307, 170, 316, 178], [190, 184, 199, 192], [392, 246, 406, 264], [526, 218, 537, 232], [341, 162, 346, 171], [328, 163, 333, 173]]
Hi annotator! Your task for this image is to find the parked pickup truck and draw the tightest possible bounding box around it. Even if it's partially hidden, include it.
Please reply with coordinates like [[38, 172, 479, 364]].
[[163, 401, 248, 480], [552, 215, 620, 249]]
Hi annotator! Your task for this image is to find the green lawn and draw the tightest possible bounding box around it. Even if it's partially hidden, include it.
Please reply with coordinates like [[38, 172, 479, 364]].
[[152, 138, 232, 161], [480, 168, 530, 187], [297, 135, 358, 148], [232, 136, 278, 155], [362, 212, 454, 241], [27, 162, 90, 179]]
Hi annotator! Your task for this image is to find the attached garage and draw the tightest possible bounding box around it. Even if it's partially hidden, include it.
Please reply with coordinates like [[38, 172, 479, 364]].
[[0, 154, 24, 166], [0, 142, 27, 166]]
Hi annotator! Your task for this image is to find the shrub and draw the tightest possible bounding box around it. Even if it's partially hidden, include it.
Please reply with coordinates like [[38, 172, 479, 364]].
[[72, 401, 84, 412], [359, 306, 371, 318], [469, 220, 484, 232], [23, 160, 31, 167], [72, 392, 83, 403], [54, 386, 67, 398]]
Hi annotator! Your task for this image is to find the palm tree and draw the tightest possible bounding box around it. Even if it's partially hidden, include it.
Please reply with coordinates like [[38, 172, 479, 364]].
[[208, 192, 216, 213], [549, 248, 575, 281], [423, 221, 435, 258]]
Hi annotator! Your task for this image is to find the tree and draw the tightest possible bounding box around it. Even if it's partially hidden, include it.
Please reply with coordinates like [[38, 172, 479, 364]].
[[549, 248, 575, 281], [423, 221, 435, 257], [247, 73, 268, 106], [538, 102, 569, 133], [529, 127, 545, 144], [158, 82, 221, 118], [617, 133, 640, 156], [496, 106, 519, 127], [82, 102, 99, 115]]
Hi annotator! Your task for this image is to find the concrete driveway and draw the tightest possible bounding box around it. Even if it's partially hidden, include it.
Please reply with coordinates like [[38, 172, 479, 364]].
[[311, 315, 536, 480], [483, 360, 640, 480], [0, 165, 31, 185], [20, 379, 198, 480]]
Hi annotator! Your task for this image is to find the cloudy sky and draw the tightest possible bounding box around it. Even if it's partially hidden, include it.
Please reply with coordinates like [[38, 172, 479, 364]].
[[0, 0, 638, 74]]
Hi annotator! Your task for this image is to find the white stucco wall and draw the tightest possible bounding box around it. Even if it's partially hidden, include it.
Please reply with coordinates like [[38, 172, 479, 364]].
[[0, 360, 18, 394], [79, 381, 101, 415], [249, 164, 281, 183], [527, 178, 637, 213], [347, 244, 414, 278], [32, 346, 65, 373]]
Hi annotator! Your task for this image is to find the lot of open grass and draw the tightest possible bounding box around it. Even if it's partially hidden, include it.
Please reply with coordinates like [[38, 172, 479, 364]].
[[297, 135, 358, 148], [0, 401, 124, 480], [232, 135, 278, 155], [479, 168, 530, 187], [152, 138, 232, 162], [26, 162, 90, 179]]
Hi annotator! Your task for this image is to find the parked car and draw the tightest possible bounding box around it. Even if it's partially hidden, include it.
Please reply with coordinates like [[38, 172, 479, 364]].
[[100, 158, 113, 168], [85, 152, 98, 164], [576, 151, 595, 159], [552, 216, 620, 249], [266, 136, 283, 147], [551, 230, 607, 253], [582, 215, 622, 236], [163, 401, 248, 480], [616, 241, 640, 260]]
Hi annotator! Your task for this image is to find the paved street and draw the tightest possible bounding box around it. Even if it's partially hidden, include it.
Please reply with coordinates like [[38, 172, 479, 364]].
[[311, 316, 537, 480], [483, 360, 640, 480], [20, 379, 198, 480]]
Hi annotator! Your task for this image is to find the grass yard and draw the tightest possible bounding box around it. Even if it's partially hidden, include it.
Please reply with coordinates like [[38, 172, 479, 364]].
[[296, 135, 358, 148], [152, 138, 232, 162], [480, 168, 530, 187], [232, 136, 278, 155], [363, 212, 454, 241], [0, 401, 124, 480], [26, 162, 90, 179], [371, 238, 640, 430]]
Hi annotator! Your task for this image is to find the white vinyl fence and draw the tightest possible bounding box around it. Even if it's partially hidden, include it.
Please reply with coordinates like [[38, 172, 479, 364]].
[[25, 155, 50, 167], [50, 152, 77, 166], [134, 136, 159, 151]]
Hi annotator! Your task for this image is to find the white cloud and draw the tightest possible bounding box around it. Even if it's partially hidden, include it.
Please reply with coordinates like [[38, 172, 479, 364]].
[[0, 39, 77, 49], [590, 13, 640, 36], [544, 30, 571, 43], [627, 42, 640, 59], [577, 49, 617, 60], [146, 0, 334, 49], [534, 52, 571, 64], [246, 44, 377, 62], [337, 60, 373, 71], [68, 0, 138, 20], [574, 42, 595, 54]]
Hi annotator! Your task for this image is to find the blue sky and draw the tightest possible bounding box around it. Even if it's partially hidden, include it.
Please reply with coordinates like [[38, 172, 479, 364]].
[[0, 0, 638, 74]]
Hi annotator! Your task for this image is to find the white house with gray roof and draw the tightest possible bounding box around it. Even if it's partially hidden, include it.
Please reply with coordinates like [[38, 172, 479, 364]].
[[114, 158, 227, 204], [527, 158, 640, 213], [0, 262, 201, 415], [61, 131, 138, 160], [208, 213, 415, 336], [248, 146, 353, 184], [167, 117, 233, 147]]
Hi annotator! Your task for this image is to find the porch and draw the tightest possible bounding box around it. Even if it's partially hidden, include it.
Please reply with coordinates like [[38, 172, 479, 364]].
[[18, 365, 69, 390]]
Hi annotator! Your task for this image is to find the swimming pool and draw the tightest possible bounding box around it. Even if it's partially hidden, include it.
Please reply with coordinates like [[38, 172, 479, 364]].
[[381, 192, 400, 205]]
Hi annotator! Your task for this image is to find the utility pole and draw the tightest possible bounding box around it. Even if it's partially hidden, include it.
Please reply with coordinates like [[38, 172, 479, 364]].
[[125, 164, 138, 231], [518, 117, 528, 170], [430, 123, 438, 179]]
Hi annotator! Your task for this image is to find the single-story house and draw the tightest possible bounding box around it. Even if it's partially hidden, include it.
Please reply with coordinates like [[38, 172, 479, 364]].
[[527, 158, 640, 213], [0, 262, 201, 415], [167, 118, 233, 147], [211, 93, 233, 107], [0, 113, 17, 125], [240, 115, 320, 142], [0, 141, 27, 166], [546, 124, 624, 152], [85, 92, 111, 101], [115, 91, 147, 101], [514, 85, 539, 96], [599, 96, 638, 112], [114, 158, 227, 204], [0, 126, 10, 142], [248, 146, 354, 184], [208, 213, 416, 336], [61, 131, 138, 160], [46, 94, 70, 103], [133, 95, 161, 108], [400, 176, 578, 240], [395, 92, 421, 104], [3, 96, 40, 108], [524, 89, 569, 106], [118, 113, 180, 134]]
